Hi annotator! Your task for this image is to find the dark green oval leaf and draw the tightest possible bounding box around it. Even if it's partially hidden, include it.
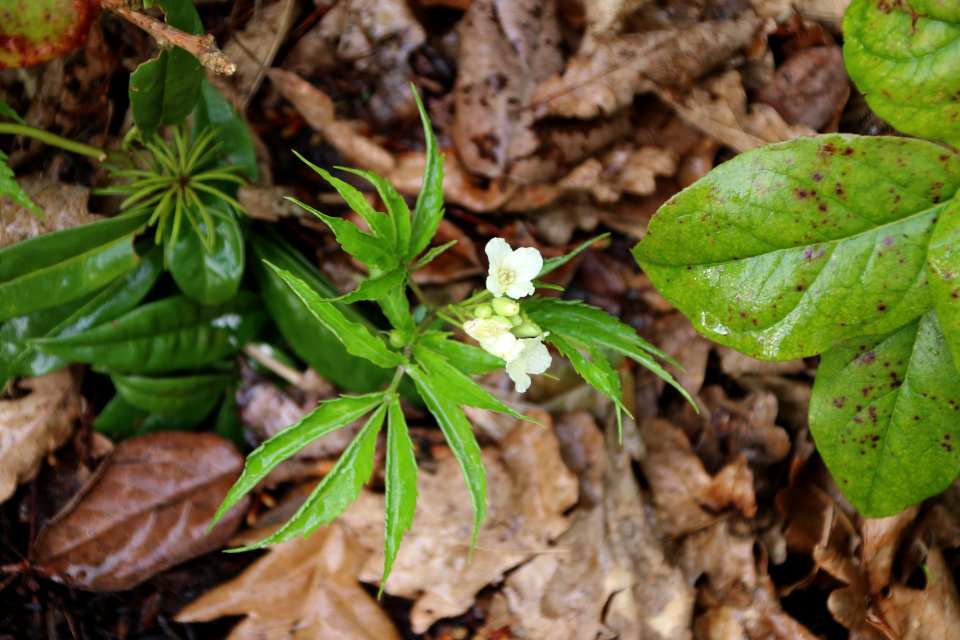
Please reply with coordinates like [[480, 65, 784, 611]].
[[111, 372, 233, 416], [165, 202, 245, 304], [93, 393, 217, 439]]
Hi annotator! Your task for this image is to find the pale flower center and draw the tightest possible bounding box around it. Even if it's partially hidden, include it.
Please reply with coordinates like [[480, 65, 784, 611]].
[[498, 269, 516, 288]]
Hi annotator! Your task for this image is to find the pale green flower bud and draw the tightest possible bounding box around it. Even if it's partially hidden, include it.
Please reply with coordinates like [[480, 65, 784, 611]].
[[492, 297, 520, 317], [474, 303, 493, 319], [511, 321, 541, 338], [508, 314, 523, 327]]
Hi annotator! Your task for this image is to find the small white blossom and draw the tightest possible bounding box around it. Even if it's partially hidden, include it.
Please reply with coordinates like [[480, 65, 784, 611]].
[[485, 238, 543, 299], [505, 335, 552, 393], [464, 317, 523, 361]]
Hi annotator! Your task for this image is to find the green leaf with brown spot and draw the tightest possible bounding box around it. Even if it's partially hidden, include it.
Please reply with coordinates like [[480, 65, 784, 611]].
[[810, 310, 960, 517], [0, 0, 97, 69], [633, 134, 960, 361], [843, 0, 960, 148]]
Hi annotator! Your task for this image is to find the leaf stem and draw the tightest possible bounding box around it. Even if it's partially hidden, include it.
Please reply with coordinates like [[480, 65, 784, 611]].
[[0, 123, 132, 166], [408, 278, 431, 309], [385, 365, 405, 395]]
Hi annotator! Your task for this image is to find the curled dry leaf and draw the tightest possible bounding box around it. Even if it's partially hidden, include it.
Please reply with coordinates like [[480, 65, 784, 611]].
[[531, 18, 762, 119], [693, 575, 819, 640], [860, 505, 922, 594], [558, 144, 678, 203], [33, 432, 248, 591], [700, 385, 792, 469], [452, 0, 563, 178], [649, 312, 713, 398], [0, 177, 100, 249], [872, 545, 960, 640], [177, 520, 401, 640], [0, 369, 80, 504], [664, 70, 817, 154], [754, 46, 850, 132]]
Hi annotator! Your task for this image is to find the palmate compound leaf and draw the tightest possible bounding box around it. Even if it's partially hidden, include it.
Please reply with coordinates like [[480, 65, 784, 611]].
[[406, 365, 486, 553], [633, 134, 960, 361], [383, 394, 417, 595], [209, 393, 386, 529], [229, 402, 387, 551], [843, 0, 960, 148], [810, 310, 960, 517], [416, 331, 503, 375]]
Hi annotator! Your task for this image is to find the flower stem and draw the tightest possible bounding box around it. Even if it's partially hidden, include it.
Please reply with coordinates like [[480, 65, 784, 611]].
[[408, 278, 431, 309], [0, 123, 131, 166]]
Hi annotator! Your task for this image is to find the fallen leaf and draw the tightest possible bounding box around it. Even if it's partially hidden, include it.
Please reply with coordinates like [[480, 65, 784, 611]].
[[531, 19, 762, 119], [33, 432, 248, 591], [700, 385, 792, 469], [0, 369, 80, 504], [873, 545, 960, 640], [237, 184, 316, 221], [664, 70, 817, 153], [694, 575, 820, 640], [754, 46, 849, 131], [386, 149, 519, 212], [558, 144, 678, 203], [451, 0, 564, 178], [860, 505, 920, 594], [0, 177, 100, 249], [650, 312, 714, 398], [716, 345, 807, 378], [177, 520, 401, 640]]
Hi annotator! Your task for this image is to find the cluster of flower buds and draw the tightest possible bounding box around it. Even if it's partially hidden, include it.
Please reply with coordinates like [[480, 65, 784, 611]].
[[463, 239, 551, 393]]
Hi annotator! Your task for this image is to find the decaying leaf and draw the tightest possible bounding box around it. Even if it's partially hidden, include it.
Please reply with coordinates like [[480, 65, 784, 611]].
[[558, 144, 677, 203], [754, 46, 850, 131], [0, 369, 80, 504], [176, 520, 401, 640], [34, 432, 248, 591], [0, 177, 100, 249]]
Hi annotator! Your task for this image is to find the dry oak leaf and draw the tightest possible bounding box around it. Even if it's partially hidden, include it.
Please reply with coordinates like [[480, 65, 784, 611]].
[[664, 69, 816, 154], [451, 0, 564, 178], [754, 45, 850, 132], [530, 18, 762, 120], [177, 520, 401, 640], [339, 412, 578, 634], [0, 369, 80, 504], [557, 144, 678, 203], [693, 575, 819, 640], [860, 505, 921, 594], [872, 545, 960, 640], [0, 177, 100, 249], [33, 432, 248, 591]]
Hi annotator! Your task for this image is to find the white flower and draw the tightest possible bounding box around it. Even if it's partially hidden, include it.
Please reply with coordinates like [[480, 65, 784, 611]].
[[505, 336, 552, 393], [464, 317, 523, 361], [485, 238, 543, 299]]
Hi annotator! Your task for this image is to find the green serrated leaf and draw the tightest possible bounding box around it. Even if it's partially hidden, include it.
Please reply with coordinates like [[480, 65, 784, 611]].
[[406, 88, 445, 262], [31, 292, 267, 373], [547, 332, 628, 435], [267, 262, 406, 369], [843, 0, 960, 147], [0, 99, 26, 124], [211, 392, 385, 530], [406, 365, 486, 553], [538, 233, 610, 278], [382, 393, 417, 595], [411, 240, 457, 272], [416, 331, 503, 375], [339, 167, 411, 257], [111, 372, 233, 416], [379, 283, 416, 334], [412, 344, 531, 422], [339, 268, 407, 304], [286, 197, 394, 270], [0, 149, 42, 219], [634, 134, 960, 361], [810, 310, 960, 516], [164, 199, 244, 304]]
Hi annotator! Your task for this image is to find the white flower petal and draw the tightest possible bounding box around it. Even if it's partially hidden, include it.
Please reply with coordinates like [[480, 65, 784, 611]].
[[506, 359, 532, 393], [484, 238, 543, 300], [486, 273, 504, 298], [485, 238, 512, 272], [504, 336, 552, 392], [464, 318, 520, 360], [503, 280, 536, 299], [508, 247, 543, 282]]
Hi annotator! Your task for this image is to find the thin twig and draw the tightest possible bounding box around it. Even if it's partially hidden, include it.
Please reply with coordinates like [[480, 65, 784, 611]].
[[100, 0, 237, 75]]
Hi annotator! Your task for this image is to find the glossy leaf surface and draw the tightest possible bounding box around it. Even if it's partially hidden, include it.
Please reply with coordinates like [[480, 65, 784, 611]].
[[383, 394, 417, 594], [416, 332, 502, 375], [31, 293, 267, 373], [927, 199, 960, 372], [0, 0, 96, 68], [111, 373, 233, 416], [193, 79, 258, 182], [93, 394, 216, 439], [844, 0, 960, 147], [633, 134, 960, 360], [810, 311, 960, 516], [165, 202, 245, 304]]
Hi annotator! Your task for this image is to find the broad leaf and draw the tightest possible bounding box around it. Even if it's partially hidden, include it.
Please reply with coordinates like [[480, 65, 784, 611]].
[[633, 134, 960, 360], [416, 332, 502, 375], [287, 197, 395, 270], [538, 233, 610, 278], [193, 79, 258, 183], [927, 198, 960, 372], [0, 211, 149, 321], [93, 394, 217, 438], [165, 201, 245, 305], [249, 230, 393, 393], [111, 372, 233, 416], [210, 393, 385, 527], [810, 311, 960, 516], [382, 393, 417, 595], [405, 89, 445, 262], [31, 293, 267, 373], [844, 0, 960, 147], [267, 263, 406, 369], [407, 365, 486, 552], [0, 0, 96, 68], [129, 0, 204, 139], [0, 149, 42, 218], [231, 403, 387, 551]]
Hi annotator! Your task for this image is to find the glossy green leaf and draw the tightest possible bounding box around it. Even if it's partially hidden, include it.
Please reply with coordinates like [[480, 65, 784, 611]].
[[214, 388, 245, 445], [0, 149, 42, 218], [0, 212, 148, 321], [267, 263, 406, 369], [379, 283, 416, 334], [286, 196, 394, 270], [111, 372, 233, 415], [412, 344, 528, 421], [129, 0, 204, 139], [405, 89, 445, 262], [338, 268, 407, 304], [416, 331, 502, 375], [165, 201, 245, 304], [339, 167, 411, 258], [0, 98, 26, 124], [193, 79, 258, 182], [633, 134, 960, 360], [231, 402, 387, 551], [0, 244, 163, 384], [31, 292, 267, 373], [810, 311, 960, 516], [210, 393, 385, 528], [249, 230, 392, 393], [407, 365, 486, 552], [93, 393, 216, 439], [538, 233, 610, 278], [382, 393, 417, 594], [0, 0, 96, 68], [843, 0, 960, 147], [927, 198, 960, 372]]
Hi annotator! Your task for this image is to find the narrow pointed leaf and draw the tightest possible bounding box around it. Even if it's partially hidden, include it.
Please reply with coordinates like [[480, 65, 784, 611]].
[[379, 284, 416, 334], [210, 393, 385, 528], [416, 332, 502, 375], [286, 197, 394, 270], [382, 393, 417, 594], [810, 311, 960, 516], [111, 372, 233, 416], [0, 149, 42, 218], [538, 233, 610, 278], [406, 89, 445, 262], [193, 79, 258, 182], [340, 167, 411, 257], [411, 240, 457, 272], [547, 332, 628, 432], [0, 99, 26, 124], [338, 268, 407, 304]]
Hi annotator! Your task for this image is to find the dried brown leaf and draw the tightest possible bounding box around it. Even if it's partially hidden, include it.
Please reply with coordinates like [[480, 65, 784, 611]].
[[0, 177, 100, 249], [386, 150, 519, 212], [0, 370, 80, 504], [873, 545, 960, 640], [860, 505, 920, 594], [34, 432, 248, 591], [754, 46, 850, 131]]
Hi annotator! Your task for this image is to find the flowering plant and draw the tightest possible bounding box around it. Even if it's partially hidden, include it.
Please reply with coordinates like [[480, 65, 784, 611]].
[[209, 90, 692, 591]]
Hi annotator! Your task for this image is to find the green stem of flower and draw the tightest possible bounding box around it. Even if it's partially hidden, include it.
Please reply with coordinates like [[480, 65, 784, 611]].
[[408, 278, 431, 310], [385, 365, 406, 395], [0, 123, 132, 165], [436, 311, 463, 329]]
